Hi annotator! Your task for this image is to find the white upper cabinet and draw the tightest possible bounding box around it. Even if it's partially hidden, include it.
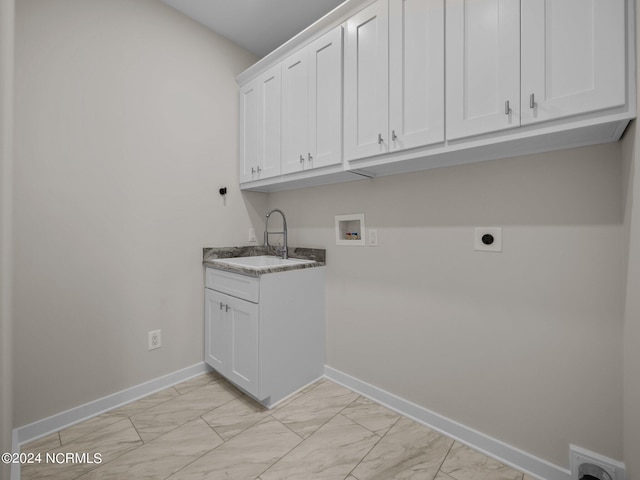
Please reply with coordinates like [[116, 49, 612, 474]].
[[344, 0, 390, 161], [282, 26, 343, 174], [389, 0, 445, 151], [345, 0, 445, 160], [282, 48, 309, 174], [447, 0, 627, 140], [239, 65, 282, 183], [237, 0, 633, 191], [308, 27, 343, 170], [446, 0, 521, 140], [520, 0, 626, 126], [239, 81, 259, 183]]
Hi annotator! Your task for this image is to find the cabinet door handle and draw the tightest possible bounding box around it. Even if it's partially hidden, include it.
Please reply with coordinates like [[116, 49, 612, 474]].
[[299, 155, 304, 164], [378, 133, 383, 145], [225, 304, 230, 312], [504, 100, 511, 115], [256, 166, 262, 173], [529, 93, 535, 109], [391, 130, 398, 141], [251, 167, 256, 174], [307, 153, 313, 162], [219, 302, 224, 310]]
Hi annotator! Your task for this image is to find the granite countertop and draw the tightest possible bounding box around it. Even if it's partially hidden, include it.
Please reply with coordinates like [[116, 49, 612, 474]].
[[203, 246, 326, 276]]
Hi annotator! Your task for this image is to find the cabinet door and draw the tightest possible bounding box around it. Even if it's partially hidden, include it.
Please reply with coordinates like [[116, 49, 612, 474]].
[[446, 0, 520, 140], [389, 0, 444, 151], [344, 0, 389, 161], [204, 289, 228, 372], [281, 49, 309, 174], [226, 295, 260, 398], [257, 65, 282, 179], [308, 26, 343, 169], [239, 80, 259, 183], [521, 0, 626, 125]]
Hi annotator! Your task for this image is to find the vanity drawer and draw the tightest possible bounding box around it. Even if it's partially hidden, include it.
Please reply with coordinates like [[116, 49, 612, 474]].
[[205, 268, 259, 303]]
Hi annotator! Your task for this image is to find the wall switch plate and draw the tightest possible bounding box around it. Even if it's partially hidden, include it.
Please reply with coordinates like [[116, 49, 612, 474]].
[[248, 228, 257, 243], [148, 330, 161, 350], [474, 227, 502, 252], [368, 228, 378, 246]]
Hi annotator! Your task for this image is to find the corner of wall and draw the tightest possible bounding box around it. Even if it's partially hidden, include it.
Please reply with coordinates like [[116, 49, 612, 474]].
[[0, 0, 15, 477]]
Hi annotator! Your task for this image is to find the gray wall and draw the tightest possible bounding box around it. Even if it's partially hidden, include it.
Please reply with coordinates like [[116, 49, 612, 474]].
[[11, 0, 639, 477], [621, 4, 640, 478], [268, 142, 626, 469], [622, 124, 640, 480], [13, 0, 264, 427], [1, 0, 15, 477]]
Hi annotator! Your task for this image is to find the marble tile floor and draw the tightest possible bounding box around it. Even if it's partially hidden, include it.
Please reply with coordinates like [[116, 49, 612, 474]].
[[21, 372, 537, 480]]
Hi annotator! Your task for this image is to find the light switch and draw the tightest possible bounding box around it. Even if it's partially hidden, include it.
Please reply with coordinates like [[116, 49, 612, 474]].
[[368, 228, 378, 246]]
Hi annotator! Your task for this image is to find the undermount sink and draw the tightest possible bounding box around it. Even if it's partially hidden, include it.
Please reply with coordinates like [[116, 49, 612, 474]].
[[213, 255, 315, 269]]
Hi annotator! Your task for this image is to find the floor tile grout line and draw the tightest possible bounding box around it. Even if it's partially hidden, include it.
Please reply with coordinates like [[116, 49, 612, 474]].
[[343, 415, 401, 479], [130, 391, 239, 445], [340, 395, 402, 438], [99, 374, 222, 433], [259, 391, 387, 480], [271, 414, 307, 441], [252, 416, 309, 479], [435, 437, 457, 480], [78, 401, 228, 479], [68, 418, 144, 480], [55, 385, 182, 449], [163, 415, 292, 480]]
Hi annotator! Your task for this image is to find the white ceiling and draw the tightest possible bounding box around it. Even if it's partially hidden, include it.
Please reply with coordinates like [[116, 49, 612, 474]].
[[161, 0, 347, 58]]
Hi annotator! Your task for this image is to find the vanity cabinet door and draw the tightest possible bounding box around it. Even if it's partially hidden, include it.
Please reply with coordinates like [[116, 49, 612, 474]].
[[344, 0, 389, 161], [520, 0, 626, 125], [389, 0, 444, 151], [204, 289, 228, 372], [205, 290, 260, 398], [446, 0, 520, 140], [225, 295, 260, 397]]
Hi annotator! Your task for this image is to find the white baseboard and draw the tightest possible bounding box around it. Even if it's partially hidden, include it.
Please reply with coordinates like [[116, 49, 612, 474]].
[[324, 365, 572, 480], [13, 362, 210, 448]]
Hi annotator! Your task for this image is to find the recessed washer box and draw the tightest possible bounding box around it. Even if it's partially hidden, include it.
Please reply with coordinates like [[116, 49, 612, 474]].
[[335, 214, 365, 246]]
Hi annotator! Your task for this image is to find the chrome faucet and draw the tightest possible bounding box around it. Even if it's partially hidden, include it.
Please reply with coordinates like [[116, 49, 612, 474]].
[[264, 209, 288, 259]]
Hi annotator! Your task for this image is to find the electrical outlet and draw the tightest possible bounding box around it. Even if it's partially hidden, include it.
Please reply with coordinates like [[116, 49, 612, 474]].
[[249, 228, 257, 243], [474, 227, 502, 252], [148, 330, 161, 350]]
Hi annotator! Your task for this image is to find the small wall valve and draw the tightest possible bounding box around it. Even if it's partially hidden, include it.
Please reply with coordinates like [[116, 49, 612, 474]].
[[219, 187, 227, 196]]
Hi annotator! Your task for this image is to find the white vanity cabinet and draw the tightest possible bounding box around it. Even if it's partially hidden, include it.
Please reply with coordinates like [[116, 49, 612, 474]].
[[239, 64, 282, 183], [344, 0, 445, 161], [204, 266, 325, 407], [282, 26, 343, 174], [446, 0, 626, 140]]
